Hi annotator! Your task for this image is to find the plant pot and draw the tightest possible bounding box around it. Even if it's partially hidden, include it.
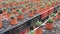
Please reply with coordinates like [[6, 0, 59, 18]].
[[22, 9, 27, 13], [34, 10, 40, 14], [51, 3, 55, 7], [10, 18, 17, 25], [14, 11, 18, 15], [45, 23, 53, 30], [17, 14, 24, 20], [12, 8, 16, 12], [6, 13, 12, 19], [2, 10, 7, 14], [34, 27, 43, 34], [53, 16, 58, 21], [4, 4, 10, 8], [0, 4, 2, 9], [28, 12, 34, 18], [0, 21, 2, 29], [57, 14, 60, 20], [11, 2, 17, 6], [56, 2, 59, 5]]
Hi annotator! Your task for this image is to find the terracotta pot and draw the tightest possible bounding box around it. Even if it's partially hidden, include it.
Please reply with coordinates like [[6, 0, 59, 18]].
[[34, 27, 43, 34], [46, 23, 53, 30], [2, 10, 7, 14], [11, 8, 16, 12], [51, 3, 55, 7], [11, 2, 17, 6], [6, 13, 12, 18], [10, 18, 17, 25], [14, 11, 18, 15], [34, 10, 40, 14], [0, 21, 2, 29], [28, 12, 34, 18], [20, 2, 25, 5], [0, 0, 2, 3], [57, 14, 60, 20], [53, 16, 58, 21], [56, 2, 59, 5], [17, 14, 24, 20], [0, 4, 2, 9], [22, 9, 27, 13], [4, 4, 10, 8]]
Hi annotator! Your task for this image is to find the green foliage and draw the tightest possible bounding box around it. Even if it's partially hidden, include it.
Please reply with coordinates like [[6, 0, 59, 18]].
[[7, 9, 11, 13], [27, 30, 34, 34], [10, 14, 15, 19], [50, 13, 56, 17], [2, 7, 7, 10], [17, 10, 23, 14], [47, 17, 53, 23], [36, 21, 42, 27], [21, 4, 26, 9], [29, 8, 33, 12]]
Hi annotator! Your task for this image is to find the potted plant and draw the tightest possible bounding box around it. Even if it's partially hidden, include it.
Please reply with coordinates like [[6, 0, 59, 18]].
[[10, 14, 17, 25], [17, 10, 24, 20], [39, 3, 45, 13], [6, 9, 12, 19], [11, 0, 17, 6], [2, 7, 7, 14], [12, 6, 16, 12], [4, 2, 10, 8], [21, 4, 27, 13], [45, 17, 54, 30], [50, 13, 56, 17], [34, 21, 43, 34], [34, 8, 39, 14], [57, 7, 60, 20], [28, 8, 34, 18]]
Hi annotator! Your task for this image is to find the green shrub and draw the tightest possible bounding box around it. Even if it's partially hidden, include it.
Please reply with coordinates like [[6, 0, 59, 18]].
[[47, 17, 53, 23], [36, 21, 42, 26]]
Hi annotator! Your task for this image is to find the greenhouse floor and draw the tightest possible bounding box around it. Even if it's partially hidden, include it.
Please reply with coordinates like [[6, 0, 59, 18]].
[[43, 20, 60, 34]]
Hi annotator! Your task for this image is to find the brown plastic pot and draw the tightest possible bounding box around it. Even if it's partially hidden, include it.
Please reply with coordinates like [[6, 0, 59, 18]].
[[45, 23, 53, 30], [2, 10, 7, 14], [34, 27, 43, 34], [17, 14, 24, 20], [0, 4, 2, 9], [28, 11, 34, 18], [57, 14, 60, 20], [4, 4, 10, 8], [10, 18, 17, 25]]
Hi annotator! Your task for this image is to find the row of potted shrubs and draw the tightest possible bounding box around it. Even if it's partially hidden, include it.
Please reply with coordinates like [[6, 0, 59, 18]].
[[0, 0, 60, 9], [0, 0, 60, 29], [27, 7, 60, 34]]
